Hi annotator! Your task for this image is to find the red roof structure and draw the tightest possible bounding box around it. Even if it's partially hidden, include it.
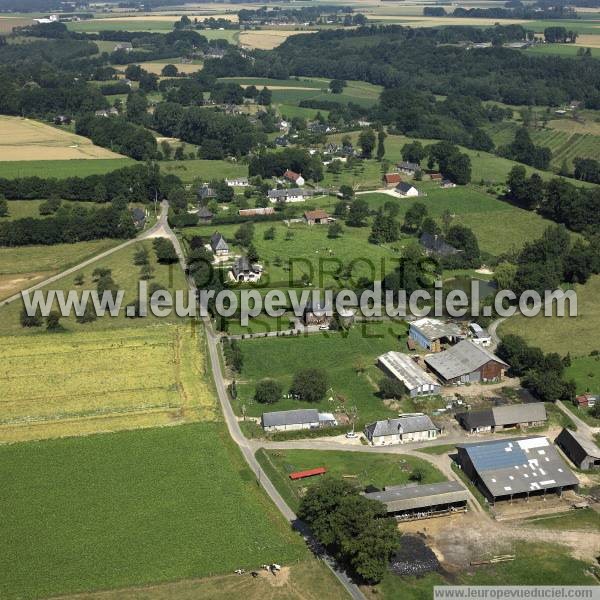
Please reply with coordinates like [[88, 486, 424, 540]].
[[289, 467, 327, 480], [383, 173, 402, 185], [284, 169, 302, 182]]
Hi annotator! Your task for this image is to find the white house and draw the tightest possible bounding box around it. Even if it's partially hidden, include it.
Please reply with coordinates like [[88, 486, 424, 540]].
[[396, 182, 419, 197], [268, 188, 313, 203], [210, 232, 229, 256], [469, 323, 492, 347], [225, 177, 249, 187], [283, 170, 305, 186], [364, 414, 438, 446]]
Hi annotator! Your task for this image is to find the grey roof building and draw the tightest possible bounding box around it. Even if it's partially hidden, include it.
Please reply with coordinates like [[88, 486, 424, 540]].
[[364, 481, 469, 518], [210, 232, 229, 255], [364, 414, 438, 446], [457, 403, 547, 433], [397, 161, 420, 173], [425, 340, 507, 384], [261, 408, 331, 432], [555, 428, 600, 470], [456, 436, 579, 502], [267, 188, 313, 202], [378, 351, 441, 398], [420, 232, 462, 257]]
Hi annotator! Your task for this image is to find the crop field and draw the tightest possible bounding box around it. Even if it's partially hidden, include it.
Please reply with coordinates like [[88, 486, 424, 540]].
[[0, 157, 134, 178], [0, 324, 217, 443], [233, 325, 416, 424], [137, 61, 204, 75], [0, 238, 121, 301], [499, 275, 600, 357], [239, 29, 315, 50], [256, 448, 446, 512], [0, 17, 33, 32], [0, 423, 308, 599], [0, 116, 125, 161], [0, 239, 188, 336]]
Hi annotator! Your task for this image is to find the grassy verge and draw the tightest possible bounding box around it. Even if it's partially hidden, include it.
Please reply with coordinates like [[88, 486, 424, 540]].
[[525, 508, 600, 531]]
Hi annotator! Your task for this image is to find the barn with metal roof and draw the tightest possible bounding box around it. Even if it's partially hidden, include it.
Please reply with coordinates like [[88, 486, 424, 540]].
[[456, 436, 579, 503], [555, 428, 600, 470], [364, 481, 468, 520], [378, 351, 442, 398]]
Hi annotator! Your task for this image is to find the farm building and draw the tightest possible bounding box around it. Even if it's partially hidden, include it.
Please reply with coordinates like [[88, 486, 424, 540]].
[[261, 409, 337, 432], [210, 232, 229, 256], [456, 437, 579, 503], [238, 207, 274, 217], [440, 179, 456, 189], [302, 298, 332, 326], [573, 394, 597, 408], [429, 173, 443, 181], [231, 257, 262, 283], [383, 173, 402, 187], [456, 402, 547, 434], [395, 182, 419, 197], [364, 481, 468, 520], [304, 209, 330, 225], [409, 318, 464, 352], [397, 161, 420, 175], [225, 177, 249, 187], [283, 170, 305, 186], [377, 351, 442, 398], [197, 184, 215, 201], [469, 323, 491, 347], [364, 414, 439, 446], [268, 188, 313, 203], [419, 232, 462, 258], [196, 206, 214, 224], [555, 428, 600, 470], [425, 340, 507, 384]]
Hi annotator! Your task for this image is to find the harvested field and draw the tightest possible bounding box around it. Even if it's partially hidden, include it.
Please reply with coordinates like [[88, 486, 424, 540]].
[[0, 17, 33, 33], [574, 34, 600, 48], [137, 61, 203, 75], [0, 325, 218, 443], [239, 29, 315, 50], [0, 116, 124, 161]]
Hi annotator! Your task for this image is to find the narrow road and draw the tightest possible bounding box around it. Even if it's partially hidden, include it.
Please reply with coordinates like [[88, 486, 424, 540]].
[[556, 400, 600, 436], [0, 205, 167, 308], [159, 201, 366, 600]]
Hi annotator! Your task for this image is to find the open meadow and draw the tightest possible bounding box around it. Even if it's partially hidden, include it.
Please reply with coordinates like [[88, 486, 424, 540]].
[[0, 157, 135, 179], [159, 158, 248, 183], [0, 423, 309, 599], [0, 116, 125, 161]]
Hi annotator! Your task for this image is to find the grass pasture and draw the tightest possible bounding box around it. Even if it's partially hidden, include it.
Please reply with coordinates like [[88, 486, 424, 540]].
[[159, 158, 248, 183], [256, 448, 446, 512], [0, 324, 217, 443], [0, 157, 134, 178], [0, 116, 125, 161], [0, 423, 308, 599]]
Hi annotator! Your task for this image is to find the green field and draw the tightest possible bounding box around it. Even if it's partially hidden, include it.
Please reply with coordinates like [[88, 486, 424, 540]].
[[233, 324, 423, 424], [0, 158, 135, 179], [565, 355, 600, 394], [526, 508, 600, 530], [525, 44, 593, 57], [159, 158, 248, 183], [256, 448, 446, 512], [0, 423, 307, 599]]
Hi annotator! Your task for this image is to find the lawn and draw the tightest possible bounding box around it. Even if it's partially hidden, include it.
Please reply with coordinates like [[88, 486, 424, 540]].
[[233, 324, 423, 425], [525, 508, 600, 531], [0, 423, 308, 599], [0, 157, 134, 178], [0, 238, 188, 336], [372, 541, 597, 599], [159, 158, 248, 183], [256, 448, 446, 512], [0, 324, 216, 443], [0, 238, 121, 301], [499, 275, 600, 357], [565, 355, 600, 394]]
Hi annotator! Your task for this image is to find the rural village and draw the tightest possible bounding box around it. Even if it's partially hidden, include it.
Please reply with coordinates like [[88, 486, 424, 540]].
[[0, 1, 599, 599]]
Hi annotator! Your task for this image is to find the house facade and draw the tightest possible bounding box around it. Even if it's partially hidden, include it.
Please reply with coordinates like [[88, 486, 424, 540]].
[[231, 256, 262, 283], [210, 232, 229, 256], [261, 409, 336, 432], [364, 415, 438, 446], [268, 188, 312, 203], [396, 182, 419, 197]]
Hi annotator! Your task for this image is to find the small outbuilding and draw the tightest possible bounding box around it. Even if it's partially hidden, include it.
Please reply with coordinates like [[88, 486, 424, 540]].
[[231, 256, 262, 283], [383, 173, 402, 187], [555, 428, 600, 470], [395, 182, 419, 197], [304, 209, 330, 225], [261, 409, 336, 432], [130, 207, 146, 228], [456, 402, 547, 434], [210, 232, 229, 256]]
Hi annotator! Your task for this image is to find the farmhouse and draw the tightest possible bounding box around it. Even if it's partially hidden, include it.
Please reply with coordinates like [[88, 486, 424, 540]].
[[197, 206, 214, 224], [456, 437, 579, 503], [396, 182, 419, 197], [231, 256, 262, 283], [456, 402, 547, 434], [468, 322, 491, 346], [268, 188, 313, 203], [397, 161, 420, 176], [419, 232, 462, 257], [225, 177, 249, 187], [304, 209, 330, 225], [238, 207, 275, 217], [261, 409, 337, 432], [210, 232, 229, 256], [364, 481, 469, 520], [283, 169, 305, 186], [377, 351, 442, 398], [409, 317, 464, 352], [113, 42, 133, 52], [364, 414, 439, 446], [425, 340, 508, 384], [555, 428, 600, 470], [383, 173, 402, 188]]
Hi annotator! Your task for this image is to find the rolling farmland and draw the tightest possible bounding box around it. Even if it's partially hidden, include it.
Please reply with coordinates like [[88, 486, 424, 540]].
[[0, 158, 134, 179]]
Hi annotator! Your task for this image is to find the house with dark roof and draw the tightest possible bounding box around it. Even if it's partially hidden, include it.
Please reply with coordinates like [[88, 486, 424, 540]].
[[261, 409, 337, 432], [456, 403, 547, 434], [364, 414, 439, 446], [130, 207, 146, 228], [555, 428, 600, 470], [456, 436, 579, 503], [425, 340, 508, 385], [197, 184, 215, 201], [210, 232, 229, 256], [231, 256, 262, 283], [268, 188, 313, 203], [419, 232, 462, 257], [197, 206, 213, 224], [395, 182, 419, 197], [397, 161, 420, 175]]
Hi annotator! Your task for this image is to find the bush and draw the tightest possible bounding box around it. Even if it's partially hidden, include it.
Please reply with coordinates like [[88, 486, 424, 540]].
[[290, 368, 328, 402], [378, 377, 404, 399], [254, 378, 282, 404]]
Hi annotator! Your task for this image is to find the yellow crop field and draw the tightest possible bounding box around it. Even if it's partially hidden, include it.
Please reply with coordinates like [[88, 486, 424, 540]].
[[0, 325, 218, 443], [0, 116, 124, 161], [239, 29, 315, 50], [138, 61, 203, 75]]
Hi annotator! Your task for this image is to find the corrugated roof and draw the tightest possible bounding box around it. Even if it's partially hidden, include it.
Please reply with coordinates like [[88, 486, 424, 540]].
[[262, 409, 320, 427], [458, 437, 579, 497], [410, 318, 464, 343], [557, 428, 600, 460], [492, 403, 547, 426], [425, 340, 507, 380], [378, 351, 439, 392]]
